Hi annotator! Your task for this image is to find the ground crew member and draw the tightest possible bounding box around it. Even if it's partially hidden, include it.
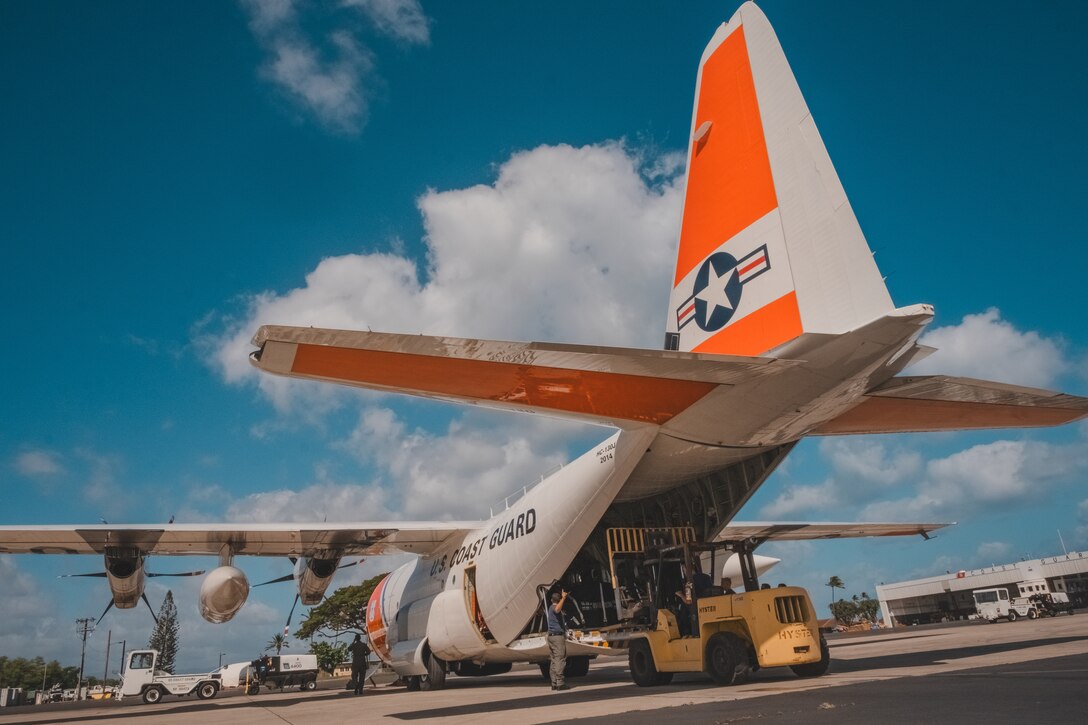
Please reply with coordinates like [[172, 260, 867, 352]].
[[349, 634, 370, 695], [547, 590, 570, 690]]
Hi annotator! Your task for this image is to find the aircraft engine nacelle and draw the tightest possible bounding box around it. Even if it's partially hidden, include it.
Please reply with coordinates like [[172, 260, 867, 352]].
[[297, 556, 340, 606], [103, 547, 146, 609], [199, 566, 249, 623]]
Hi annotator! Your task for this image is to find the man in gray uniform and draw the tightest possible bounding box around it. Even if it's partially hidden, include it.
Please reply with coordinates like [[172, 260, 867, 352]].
[[547, 590, 570, 690]]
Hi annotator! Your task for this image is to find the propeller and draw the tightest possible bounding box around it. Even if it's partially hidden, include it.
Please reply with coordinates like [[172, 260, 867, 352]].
[[254, 557, 364, 635]]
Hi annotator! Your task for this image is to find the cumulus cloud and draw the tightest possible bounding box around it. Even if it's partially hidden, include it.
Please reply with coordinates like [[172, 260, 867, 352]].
[[14, 449, 65, 477], [760, 439, 922, 518], [241, 0, 431, 133], [203, 142, 683, 412], [860, 438, 1087, 520], [911, 308, 1070, 388]]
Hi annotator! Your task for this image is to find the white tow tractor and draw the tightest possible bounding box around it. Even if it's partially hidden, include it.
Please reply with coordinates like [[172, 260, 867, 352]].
[[973, 587, 1042, 623], [118, 649, 221, 704]]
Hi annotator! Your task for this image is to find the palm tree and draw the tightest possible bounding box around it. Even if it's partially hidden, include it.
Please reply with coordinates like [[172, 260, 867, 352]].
[[826, 576, 845, 603], [266, 634, 289, 655]]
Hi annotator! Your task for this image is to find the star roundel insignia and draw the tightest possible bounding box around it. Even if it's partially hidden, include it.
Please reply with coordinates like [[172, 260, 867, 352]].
[[692, 252, 742, 331]]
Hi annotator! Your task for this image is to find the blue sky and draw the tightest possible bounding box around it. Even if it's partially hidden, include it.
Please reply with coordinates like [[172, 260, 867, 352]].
[[2, 0, 1086, 674]]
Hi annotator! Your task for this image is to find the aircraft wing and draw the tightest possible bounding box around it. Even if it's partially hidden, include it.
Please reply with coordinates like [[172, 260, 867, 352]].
[[715, 521, 951, 543], [0, 522, 482, 557], [249, 325, 798, 427], [812, 376, 1088, 435]]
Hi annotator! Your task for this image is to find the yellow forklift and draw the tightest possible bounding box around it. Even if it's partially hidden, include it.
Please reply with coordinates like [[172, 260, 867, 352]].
[[605, 528, 829, 686]]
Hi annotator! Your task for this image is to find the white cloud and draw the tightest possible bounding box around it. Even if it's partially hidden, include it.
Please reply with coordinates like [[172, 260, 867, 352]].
[[225, 480, 395, 523], [911, 308, 1069, 388], [820, 439, 922, 488], [15, 449, 65, 477], [204, 142, 683, 412], [241, 0, 432, 133], [760, 480, 838, 519], [860, 438, 1087, 520], [344, 0, 431, 45], [977, 541, 1011, 561]]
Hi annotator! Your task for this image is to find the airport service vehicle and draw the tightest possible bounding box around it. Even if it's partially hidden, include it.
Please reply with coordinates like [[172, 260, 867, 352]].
[[243, 654, 319, 693], [973, 588, 1045, 623], [598, 530, 827, 686], [2, 2, 1087, 691], [118, 649, 220, 704]]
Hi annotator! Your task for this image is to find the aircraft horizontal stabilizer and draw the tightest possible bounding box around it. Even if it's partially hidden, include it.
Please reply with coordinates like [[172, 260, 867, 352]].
[[250, 325, 797, 427], [0, 522, 480, 557], [813, 376, 1088, 435], [716, 521, 952, 543]]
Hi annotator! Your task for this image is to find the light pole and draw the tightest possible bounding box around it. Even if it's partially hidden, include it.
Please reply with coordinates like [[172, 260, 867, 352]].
[[117, 640, 127, 678], [219, 652, 227, 668], [75, 618, 95, 700]]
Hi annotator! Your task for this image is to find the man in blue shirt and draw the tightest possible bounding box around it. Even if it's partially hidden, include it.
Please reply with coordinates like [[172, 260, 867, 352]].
[[546, 590, 570, 690]]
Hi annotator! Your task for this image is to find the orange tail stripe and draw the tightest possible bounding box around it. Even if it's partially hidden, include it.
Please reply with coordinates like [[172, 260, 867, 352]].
[[674, 26, 778, 286], [693, 292, 801, 356]]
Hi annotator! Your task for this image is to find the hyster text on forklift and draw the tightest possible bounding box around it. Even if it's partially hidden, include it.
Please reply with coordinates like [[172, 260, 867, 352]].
[[118, 649, 221, 704], [595, 528, 829, 686]]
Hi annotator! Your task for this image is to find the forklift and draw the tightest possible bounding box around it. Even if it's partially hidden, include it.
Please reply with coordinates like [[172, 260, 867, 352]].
[[604, 527, 829, 686]]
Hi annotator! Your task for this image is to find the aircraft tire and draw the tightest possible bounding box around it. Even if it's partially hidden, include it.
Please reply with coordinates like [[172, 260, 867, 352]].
[[405, 676, 421, 691], [628, 639, 666, 687], [790, 635, 831, 678], [142, 686, 164, 705], [706, 633, 750, 686], [564, 656, 590, 678], [419, 650, 447, 691]]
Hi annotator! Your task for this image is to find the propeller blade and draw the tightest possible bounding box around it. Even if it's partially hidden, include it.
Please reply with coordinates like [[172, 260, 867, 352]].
[[284, 593, 300, 636], [142, 593, 159, 625], [96, 600, 115, 626], [254, 573, 296, 588], [58, 572, 109, 578], [147, 570, 206, 577]]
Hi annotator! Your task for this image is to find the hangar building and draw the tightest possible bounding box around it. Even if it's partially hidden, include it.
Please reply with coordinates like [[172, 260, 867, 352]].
[[875, 550, 1088, 627]]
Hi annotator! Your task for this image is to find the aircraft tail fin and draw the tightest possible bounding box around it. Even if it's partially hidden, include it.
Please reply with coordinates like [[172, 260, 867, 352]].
[[666, 2, 893, 356]]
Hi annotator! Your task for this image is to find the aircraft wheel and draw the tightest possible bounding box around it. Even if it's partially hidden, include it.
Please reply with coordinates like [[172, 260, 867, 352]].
[[1008, 611, 1018, 623], [196, 682, 218, 700], [419, 650, 447, 691], [405, 676, 421, 691], [142, 686, 164, 705], [791, 635, 831, 678], [706, 632, 750, 686], [628, 639, 666, 687], [564, 657, 590, 678]]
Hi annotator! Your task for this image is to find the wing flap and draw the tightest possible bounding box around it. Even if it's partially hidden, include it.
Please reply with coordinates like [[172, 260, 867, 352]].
[[716, 521, 951, 542], [812, 376, 1088, 435], [250, 325, 796, 426], [0, 522, 480, 557]]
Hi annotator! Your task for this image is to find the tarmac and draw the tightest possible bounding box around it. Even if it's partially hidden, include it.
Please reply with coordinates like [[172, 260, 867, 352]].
[[1, 614, 1085, 724]]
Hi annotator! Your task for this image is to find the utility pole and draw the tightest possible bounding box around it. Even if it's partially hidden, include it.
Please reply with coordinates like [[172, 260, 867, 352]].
[[118, 640, 127, 677], [103, 630, 112, 682], [75, 618, 95, 700]]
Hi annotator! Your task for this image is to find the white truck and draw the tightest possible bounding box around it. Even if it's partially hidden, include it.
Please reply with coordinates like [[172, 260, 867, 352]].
[[118, 649, 221, 704]]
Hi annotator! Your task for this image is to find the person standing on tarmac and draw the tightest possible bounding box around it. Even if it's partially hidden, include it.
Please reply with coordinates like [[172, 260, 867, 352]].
[[547, 590, 570, 690], [349, 634, 370, 695]]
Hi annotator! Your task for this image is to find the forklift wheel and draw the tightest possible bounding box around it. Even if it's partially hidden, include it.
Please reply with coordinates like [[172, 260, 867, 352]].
[[628, 640, 671, 686], [706, 633, 750, 686], [791, 635, 831, 678]]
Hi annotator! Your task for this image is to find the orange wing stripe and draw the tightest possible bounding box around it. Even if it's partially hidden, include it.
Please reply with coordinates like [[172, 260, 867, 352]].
[[674, 26, 778, 286], [291, 344, 717, 425], [693, 292, 801, 356]]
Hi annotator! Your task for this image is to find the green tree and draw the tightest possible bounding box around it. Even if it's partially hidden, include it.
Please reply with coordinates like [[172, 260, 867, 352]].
[[856, 592, 881, 622], [147, 590, 180, 673], [826, 575, 845, 603], [309, 641, 349, 674], [828, 598, 859, 624], [294, 574, 387, 640], [266, 633, 289, 654]]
